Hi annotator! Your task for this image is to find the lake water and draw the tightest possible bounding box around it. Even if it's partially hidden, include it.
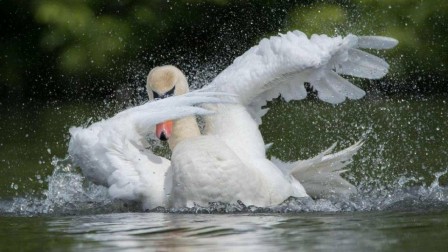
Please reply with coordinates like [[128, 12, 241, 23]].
[[1, 93, 448, 250], [2, 211, 448, 251]]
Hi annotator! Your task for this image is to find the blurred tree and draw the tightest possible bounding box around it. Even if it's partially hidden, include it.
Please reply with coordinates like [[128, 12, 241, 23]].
[[285, 0, 448, 93], [2, 0, 296, 103], [0, 0, 45, 101], [0, 0, 447, 105]]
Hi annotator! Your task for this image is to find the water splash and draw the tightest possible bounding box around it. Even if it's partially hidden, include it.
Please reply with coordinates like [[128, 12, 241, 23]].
[[1, 157, 447, 216], [0, 157, 140, 216]]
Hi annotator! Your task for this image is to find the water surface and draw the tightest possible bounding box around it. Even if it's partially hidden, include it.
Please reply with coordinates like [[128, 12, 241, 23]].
[[2, 211, 448, 251]]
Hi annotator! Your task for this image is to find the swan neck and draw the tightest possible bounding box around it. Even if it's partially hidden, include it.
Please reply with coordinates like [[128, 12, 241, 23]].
[[168, 116, 200, 149]]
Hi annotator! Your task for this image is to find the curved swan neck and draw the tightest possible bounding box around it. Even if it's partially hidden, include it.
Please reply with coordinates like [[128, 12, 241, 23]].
[[168, 116, 200, 150]]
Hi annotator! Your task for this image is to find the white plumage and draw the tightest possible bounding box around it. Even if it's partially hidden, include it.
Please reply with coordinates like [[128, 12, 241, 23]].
[[69, 91, 231, 209], [210, 31, 396, 122], [69, 31, 397, 209]]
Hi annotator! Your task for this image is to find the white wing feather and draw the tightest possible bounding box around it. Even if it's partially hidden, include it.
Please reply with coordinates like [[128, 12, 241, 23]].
[[209, 31, 398, 122], [68, 91, 231, 209]]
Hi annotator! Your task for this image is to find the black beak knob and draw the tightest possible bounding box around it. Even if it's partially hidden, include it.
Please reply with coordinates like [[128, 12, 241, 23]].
[[159, 132, 168, 141]]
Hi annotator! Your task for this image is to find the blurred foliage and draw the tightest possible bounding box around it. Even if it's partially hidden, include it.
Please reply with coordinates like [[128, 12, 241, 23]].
[[0, 0, 447, 104], [286, 0, 448, 93]]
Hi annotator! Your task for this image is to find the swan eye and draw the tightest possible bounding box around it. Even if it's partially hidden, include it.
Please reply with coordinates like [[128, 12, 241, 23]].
[[165, 86, 175, 96], [153, 86, 175, 100], [152, 91, 160, 99]]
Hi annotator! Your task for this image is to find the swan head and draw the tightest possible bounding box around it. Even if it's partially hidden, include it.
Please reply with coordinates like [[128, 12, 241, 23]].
[[146, 65, 190, 141]]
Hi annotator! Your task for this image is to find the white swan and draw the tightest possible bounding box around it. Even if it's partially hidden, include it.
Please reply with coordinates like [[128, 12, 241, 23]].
[[69, 31, 397, 210]]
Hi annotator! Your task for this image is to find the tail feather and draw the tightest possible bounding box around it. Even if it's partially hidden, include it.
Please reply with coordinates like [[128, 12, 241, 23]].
[[275, 141, 363, 199]]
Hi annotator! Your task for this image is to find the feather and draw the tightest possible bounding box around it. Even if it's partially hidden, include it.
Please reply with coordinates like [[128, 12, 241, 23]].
[[358, 36, 399, 49], [335, 49, 389, 79], [272, 141, 363, 199], [210, 30, 396, 124], [325, 71, 366, 100]]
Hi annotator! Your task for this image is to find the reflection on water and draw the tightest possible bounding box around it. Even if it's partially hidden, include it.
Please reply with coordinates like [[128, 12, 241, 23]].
[[2, 211, 448, 251]]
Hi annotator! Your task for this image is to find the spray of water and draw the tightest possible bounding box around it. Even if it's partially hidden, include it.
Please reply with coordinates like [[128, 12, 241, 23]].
[[1, 154, 447, 216]]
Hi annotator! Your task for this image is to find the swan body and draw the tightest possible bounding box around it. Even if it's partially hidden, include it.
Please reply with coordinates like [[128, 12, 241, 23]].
[[69, 31, 397, 209], [170, 114, 306, 208]]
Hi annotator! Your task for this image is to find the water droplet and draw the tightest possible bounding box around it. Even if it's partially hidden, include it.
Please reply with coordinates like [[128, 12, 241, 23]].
[[10, 183, 18, 190]]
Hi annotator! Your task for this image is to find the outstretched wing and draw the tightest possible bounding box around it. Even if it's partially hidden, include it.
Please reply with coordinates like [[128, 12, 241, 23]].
[[68, 90, 230, 209], [209, 31, 398, 123], [207, 31, 397, 198]]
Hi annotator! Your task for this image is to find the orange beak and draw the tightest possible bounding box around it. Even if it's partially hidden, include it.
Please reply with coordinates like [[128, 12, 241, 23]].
[[156, 120, 173, 141]]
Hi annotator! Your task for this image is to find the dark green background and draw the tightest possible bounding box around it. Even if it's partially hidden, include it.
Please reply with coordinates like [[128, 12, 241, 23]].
[[1, 0, 447, 198]]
